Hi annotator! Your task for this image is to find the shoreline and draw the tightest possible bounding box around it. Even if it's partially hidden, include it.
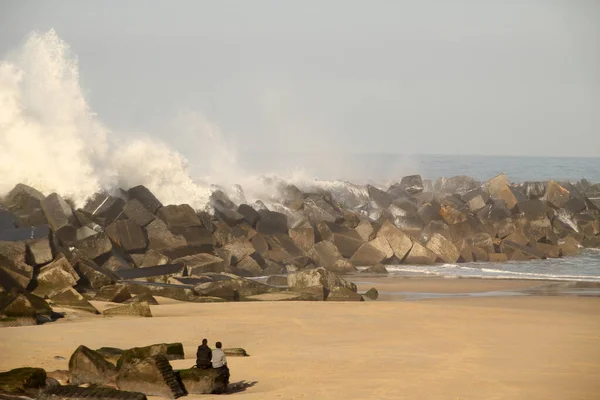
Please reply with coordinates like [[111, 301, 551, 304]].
[[349, 275, 600, 301]]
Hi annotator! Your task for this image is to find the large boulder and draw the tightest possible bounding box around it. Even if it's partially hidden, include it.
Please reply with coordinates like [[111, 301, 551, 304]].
[[367, 185, 392, 208], [70, 227, 113, 259], [178, 368, 228, 395], [106, 220, 147, 253], [0, 241, 26, 265], [25, 237, 52, 266], [544, 181, 570, 209], [49, 288, 99, 314], [103, 302, 152, 318], [361, 264, 389, 274], [399, 175, 424, 194], [433, 176, 477, 195], [308, 241, 344, 271], [41, 193, 77, 243], [116, 354, 185, 399], [376, 221, 413, 261], [222, 239, 256, 264], [288, 267, 357, 292], [326, 287, 364, 302], [83, 193, 126, 227], [127, 186, 163, 214], [145, 220, 187, 251], [0, 367, 47, 395], [123, 199, 156, 227], [1, 293, 52, 318], [68, 345, 118, 385], [256, 210, 288, 235], [3, 184, 46, 225], [404, 241, 437, 265], [302, 197, 343, 224], [73, 258, 116, 290], [174, 253, 225, 275], [94, 285, 132, 303], [156, 204, 202, 230], [289, 225, 315, 252], [349, 243, 386, 266], [32, 258, 80, 298], [426, 233, 460, 263], [237, 204, 260, 227]]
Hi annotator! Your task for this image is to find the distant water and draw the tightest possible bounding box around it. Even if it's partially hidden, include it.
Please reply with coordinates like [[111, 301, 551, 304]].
[[378, 249, 600, 282], [241, 153, 600, 183]]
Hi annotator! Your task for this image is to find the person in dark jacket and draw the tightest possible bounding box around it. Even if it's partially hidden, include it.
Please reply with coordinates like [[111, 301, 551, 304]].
[[196, 338, 212, 369]]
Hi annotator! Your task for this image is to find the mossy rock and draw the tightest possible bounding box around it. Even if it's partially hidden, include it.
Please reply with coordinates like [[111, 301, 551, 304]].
[[363, 287, 379, 300], [178, 367, 227, 395], [116, 343, 184, 369], [223, 348, 249, 357], [0, 367, 46, 394]]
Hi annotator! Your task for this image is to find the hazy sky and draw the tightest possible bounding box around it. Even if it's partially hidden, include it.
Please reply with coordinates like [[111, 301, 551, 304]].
[[1, 0, 599, 157]]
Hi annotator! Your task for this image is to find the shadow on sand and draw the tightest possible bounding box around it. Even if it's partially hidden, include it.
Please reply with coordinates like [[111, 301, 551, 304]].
[[228, 381, 258, 393]]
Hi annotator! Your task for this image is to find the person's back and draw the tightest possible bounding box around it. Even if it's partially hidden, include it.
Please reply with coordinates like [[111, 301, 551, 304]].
[[196, 339, 212, 369]]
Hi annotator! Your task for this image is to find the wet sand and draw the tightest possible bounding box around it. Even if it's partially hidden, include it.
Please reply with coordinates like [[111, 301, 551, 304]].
[[1, 280, 599, 400]]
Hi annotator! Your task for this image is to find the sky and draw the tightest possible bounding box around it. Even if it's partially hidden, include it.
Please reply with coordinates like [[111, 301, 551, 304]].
[[1, 0, 599, 159]]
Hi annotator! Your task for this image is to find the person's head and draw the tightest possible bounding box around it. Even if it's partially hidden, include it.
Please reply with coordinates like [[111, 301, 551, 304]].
[[202, 339, 207, 345], [215, 341, 222, 349]]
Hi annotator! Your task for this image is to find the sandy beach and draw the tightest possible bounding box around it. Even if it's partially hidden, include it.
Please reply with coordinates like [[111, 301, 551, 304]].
[[0, 278, 599, 400]]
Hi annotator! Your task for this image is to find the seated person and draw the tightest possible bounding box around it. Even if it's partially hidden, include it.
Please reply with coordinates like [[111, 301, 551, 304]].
[[196, 338, 212, 369], [211, 341, 230, 386]]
